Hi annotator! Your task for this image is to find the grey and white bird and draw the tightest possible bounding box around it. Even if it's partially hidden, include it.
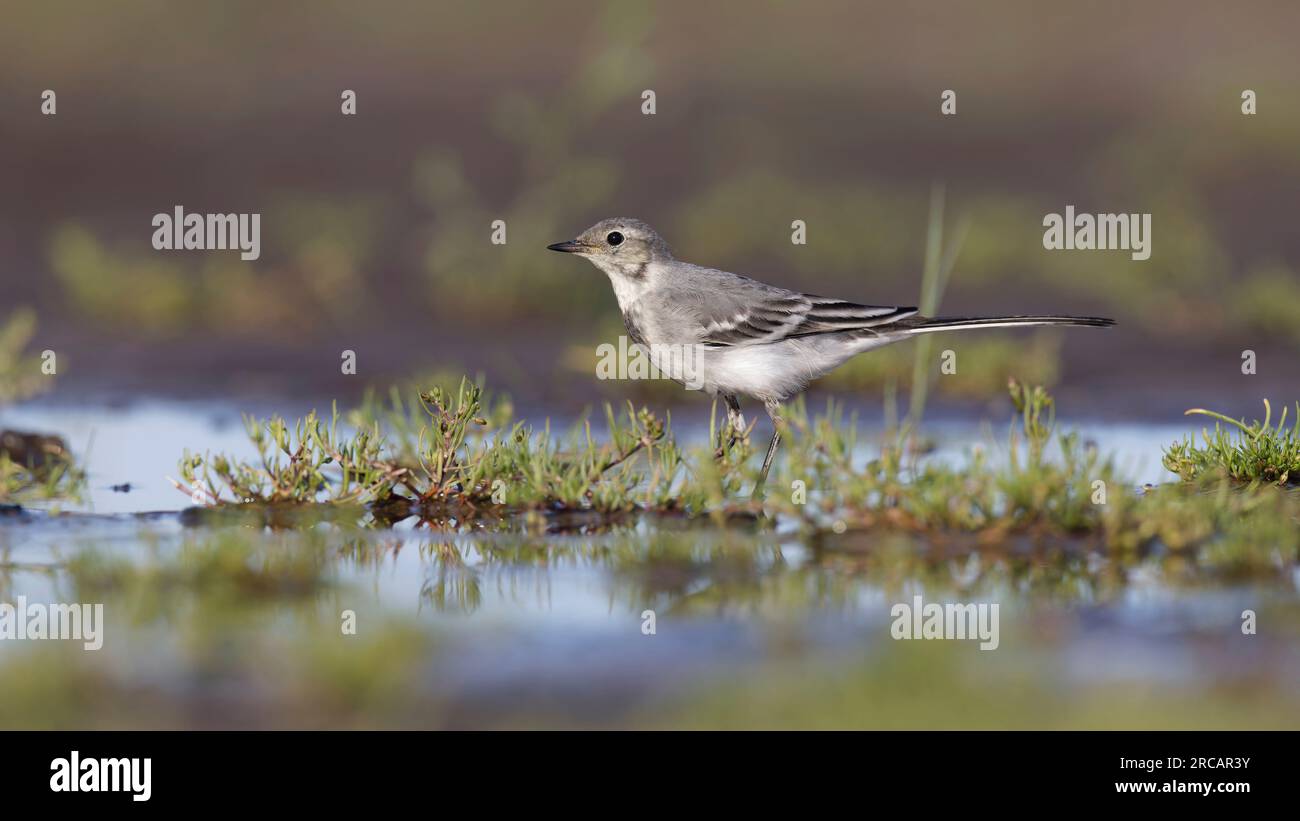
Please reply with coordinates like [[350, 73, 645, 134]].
[[548, 218, 1114, 493]]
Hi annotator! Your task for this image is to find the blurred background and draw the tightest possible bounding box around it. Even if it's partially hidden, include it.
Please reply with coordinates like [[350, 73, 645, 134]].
[[2, 0, 1298, 418]]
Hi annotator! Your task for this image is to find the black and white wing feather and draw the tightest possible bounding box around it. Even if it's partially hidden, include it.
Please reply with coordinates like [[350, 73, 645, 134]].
[[694, 293, 916, 348], [649, 266, 916, 348], [707, 294, 920, 345]]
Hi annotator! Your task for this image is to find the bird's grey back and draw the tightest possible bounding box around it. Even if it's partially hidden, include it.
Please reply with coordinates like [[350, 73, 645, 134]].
[[646, 261, 792, 338], [641, 260, 916, 348]]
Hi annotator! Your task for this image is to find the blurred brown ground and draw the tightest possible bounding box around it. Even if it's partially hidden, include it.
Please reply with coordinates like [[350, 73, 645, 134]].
[[1, 0, 1298, 417]]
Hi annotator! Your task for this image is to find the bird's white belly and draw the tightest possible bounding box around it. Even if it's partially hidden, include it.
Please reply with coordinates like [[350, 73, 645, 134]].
[[695, 334, 900, 402]]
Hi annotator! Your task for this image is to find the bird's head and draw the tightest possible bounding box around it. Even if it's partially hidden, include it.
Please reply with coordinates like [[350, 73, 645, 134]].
[[547, 218, 673, 277]]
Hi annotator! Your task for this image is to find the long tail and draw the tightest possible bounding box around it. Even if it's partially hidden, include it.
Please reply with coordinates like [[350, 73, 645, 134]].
[[896, 315, 1115, 334]]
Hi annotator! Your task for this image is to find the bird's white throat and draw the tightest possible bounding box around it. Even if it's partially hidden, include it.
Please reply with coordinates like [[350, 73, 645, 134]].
[[589, 257, 655, 312]]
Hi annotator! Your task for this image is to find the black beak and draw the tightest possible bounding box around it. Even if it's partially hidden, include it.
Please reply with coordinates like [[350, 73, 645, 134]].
[[547, 239, 585, 253]]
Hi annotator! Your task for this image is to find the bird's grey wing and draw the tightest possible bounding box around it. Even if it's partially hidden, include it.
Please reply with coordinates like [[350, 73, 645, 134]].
[[653, 266, 917, 347]]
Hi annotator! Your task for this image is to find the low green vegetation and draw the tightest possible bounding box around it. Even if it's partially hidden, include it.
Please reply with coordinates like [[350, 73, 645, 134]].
[[179, 404, 396, 507], [0, 443, 85, 506], [1163, 400, 1300, 486], [765, 380, 1117, 536], [0, 310, 85, 506], [180, 378, 700, 518], [764, 382, 1300, 574], [173, 373, 1300, 578]]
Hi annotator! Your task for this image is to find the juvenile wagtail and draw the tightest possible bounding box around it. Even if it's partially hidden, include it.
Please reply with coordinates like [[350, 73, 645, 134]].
[[549, 218, 1115, 494]]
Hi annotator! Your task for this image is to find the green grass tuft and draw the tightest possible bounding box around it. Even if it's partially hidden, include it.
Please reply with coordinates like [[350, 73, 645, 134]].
[[180, 377, 694, 517], [1163, 400, 1300, 486]]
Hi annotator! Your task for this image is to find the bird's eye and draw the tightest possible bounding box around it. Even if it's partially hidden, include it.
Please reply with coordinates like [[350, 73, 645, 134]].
[[606, 231, 624, 246]]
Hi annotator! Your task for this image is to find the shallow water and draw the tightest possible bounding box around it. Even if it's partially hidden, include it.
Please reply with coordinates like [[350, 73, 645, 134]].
[[2, 399, 1297, 728]]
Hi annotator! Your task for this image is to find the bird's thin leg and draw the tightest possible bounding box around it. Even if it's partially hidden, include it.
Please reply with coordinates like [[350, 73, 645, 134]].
[[724, 394, 745, 448], [713, 396, 725, 452], [754, 400, 783, 498]]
